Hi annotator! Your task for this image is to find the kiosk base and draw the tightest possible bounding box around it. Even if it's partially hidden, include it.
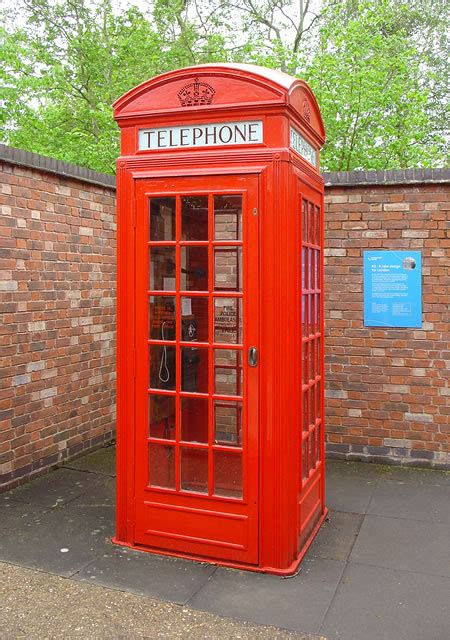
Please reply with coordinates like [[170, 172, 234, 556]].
[[112, 507, 328, 576]]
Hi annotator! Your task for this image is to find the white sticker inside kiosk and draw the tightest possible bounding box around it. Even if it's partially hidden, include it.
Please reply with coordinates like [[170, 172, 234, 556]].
[[139, 120, 263, 150]]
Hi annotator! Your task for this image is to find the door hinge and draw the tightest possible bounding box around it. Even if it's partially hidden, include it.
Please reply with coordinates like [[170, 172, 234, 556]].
[[252, 207, 257, 216]]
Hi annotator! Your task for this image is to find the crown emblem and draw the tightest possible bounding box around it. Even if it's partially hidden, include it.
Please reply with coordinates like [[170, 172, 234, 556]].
[[178, 77, 215, 107], [303, 99, 311, 122]]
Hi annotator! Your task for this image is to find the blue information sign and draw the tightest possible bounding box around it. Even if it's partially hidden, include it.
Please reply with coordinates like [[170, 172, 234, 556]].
[[364, 251, 422, 328]]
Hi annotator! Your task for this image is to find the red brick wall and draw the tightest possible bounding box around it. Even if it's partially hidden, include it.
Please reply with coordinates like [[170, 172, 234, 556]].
[[1, 146, 448, 490], [324, 180, 449, 468], [0, 154, 116, 490]]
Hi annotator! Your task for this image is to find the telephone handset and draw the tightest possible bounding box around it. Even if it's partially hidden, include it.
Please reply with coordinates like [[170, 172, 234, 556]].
[[157, 299, 199, 391]]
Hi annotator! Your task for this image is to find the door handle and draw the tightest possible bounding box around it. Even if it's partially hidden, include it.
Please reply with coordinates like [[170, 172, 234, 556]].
[[248, 347, 258, 367]]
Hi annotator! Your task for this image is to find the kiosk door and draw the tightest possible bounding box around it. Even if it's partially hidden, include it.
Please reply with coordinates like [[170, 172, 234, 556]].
[[134, 174, 259, 565]]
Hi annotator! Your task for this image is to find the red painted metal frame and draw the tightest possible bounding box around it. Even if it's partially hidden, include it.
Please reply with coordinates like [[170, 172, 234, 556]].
[[113, 64, 326, 574]]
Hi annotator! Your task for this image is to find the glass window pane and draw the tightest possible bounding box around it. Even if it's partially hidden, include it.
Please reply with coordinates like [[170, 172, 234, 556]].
[[181, 297, 208, 342], [302, 247, 306, 289], [309, 202, 315, 244], [214, 298, 242, 344], [214, 400, 242, 446], [149, 395, 176, 439], [181, 397, 208, 443], [181, 246, 208, 291], [302, 295, 309, 337], [302, 199, 307, 243], [149, 247, 176, 291], [316, 339, 321, 379], [302, 389, 309, 432], [302, 439, 308, 481], [149, 296, 176, 340], [149, 197, 175, 241], [316, 380, 322, 419], [309, 434, 316, 472], [149, 443, 175, 489], [181, 347, 208, 393], [214, 195, 242, 240], [303, 341, 309, 385], [149, 345, 176, 390], [316, 423, 321, 462], [214, 450, 242, 498], [315, 205, 320, 245], [181, 196, 208, 241], [214, 349, 242, 396], [214, 247, 242, 291], [181, 448, 208, 494]]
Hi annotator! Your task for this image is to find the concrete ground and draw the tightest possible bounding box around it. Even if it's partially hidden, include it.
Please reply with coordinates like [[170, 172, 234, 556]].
[[1, 445, 449, 640]]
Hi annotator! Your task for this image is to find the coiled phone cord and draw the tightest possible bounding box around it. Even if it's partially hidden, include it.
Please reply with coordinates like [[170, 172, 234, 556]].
[[158, 321, 170, 383]]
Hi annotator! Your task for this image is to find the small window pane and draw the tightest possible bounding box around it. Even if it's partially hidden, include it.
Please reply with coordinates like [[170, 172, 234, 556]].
[[149, 296, 176, 340], [181, 448, 208, 494], [302, 199, 307, 242], [149, 395, 176, 439], [181, 196, 208, 241], [181, 246, 208, 291], [214, 195, 242, 240], [214, 451, 242, 498], [302, 439, 308, 481], [149, 197, 175, 241], [149, 247, 176, 291], [302, 388, 309, 432], [316, 380, 322, 419], [214, 400, 242, 446], [181, 397, 208, 443], [181, 347, 208, 393], [181, 297, 208, 342], [214, 298, 242, 344], [214, 349, 242, 396], [149, 443, 175, 489], [309, 202, 315, 244], [309, 434, 316, 472], [316, 423, 321, 462], [315, 205, 321, 245], [303, 341, 309, 385], [149, 345, 176, 390], [214, 247, 242, 291]]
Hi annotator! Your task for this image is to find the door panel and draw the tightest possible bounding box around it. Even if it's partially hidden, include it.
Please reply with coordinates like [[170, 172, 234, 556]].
[[134, 175, 259, 564]]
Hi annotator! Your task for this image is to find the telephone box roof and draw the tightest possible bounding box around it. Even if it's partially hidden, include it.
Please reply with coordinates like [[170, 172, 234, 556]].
[[113, 63, 325, 144]]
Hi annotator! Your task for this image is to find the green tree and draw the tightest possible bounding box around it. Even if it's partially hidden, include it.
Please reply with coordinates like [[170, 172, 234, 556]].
[[1, 0, 225, 172], [304, 0, 448, 170]]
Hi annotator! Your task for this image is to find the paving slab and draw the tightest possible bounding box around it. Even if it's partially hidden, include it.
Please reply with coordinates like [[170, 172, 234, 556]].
[[309, 511, 363, 562], [0, 563, 320, 640], [0, 494, 50, 531], [350, 514, 450, 577], [325, 461, 380, 514], [6, 468, 104, 508], [0, 503, 114, 577], [321, 562, 450, 640], [74, 544, 218, 605], [66, 445, 116, 477], [188, 557, 346, 634], [368, 470, 450, 523]]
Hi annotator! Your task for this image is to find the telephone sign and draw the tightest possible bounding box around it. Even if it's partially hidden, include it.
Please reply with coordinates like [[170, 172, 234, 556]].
[[139, 120, 263, 150]]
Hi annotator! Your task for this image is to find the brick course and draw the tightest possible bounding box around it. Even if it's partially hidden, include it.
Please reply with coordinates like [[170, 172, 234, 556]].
[[324, 182, 449, 468], [1, 145, 449, 489], [0, 151, 116, 490]]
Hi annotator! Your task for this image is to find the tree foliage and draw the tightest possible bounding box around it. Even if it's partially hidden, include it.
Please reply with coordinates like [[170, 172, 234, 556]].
[[0, 0, 447, 173]]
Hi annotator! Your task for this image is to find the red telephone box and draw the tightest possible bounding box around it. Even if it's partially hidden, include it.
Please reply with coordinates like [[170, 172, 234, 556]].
[[113, 63, 327, 575]]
